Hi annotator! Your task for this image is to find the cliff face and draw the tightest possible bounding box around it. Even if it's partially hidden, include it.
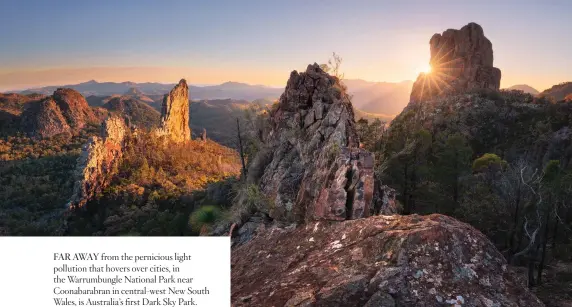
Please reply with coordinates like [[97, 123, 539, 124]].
[[245, 63, 374, 223], [410, 23, 501, 102], [67, 116, 127, 208], [232, 214, 543, 307], [156, 79, 191, 142], [20, 88, 95, 138]]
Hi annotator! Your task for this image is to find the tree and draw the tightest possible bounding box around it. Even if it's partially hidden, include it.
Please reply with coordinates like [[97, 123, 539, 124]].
[[320, 52, 344, 80], [236, 118, 247, 181], [433, 133, 473, 213]]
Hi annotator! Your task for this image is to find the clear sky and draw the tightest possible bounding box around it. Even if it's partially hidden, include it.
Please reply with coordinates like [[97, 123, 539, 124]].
[[1, 0, 571, 91]]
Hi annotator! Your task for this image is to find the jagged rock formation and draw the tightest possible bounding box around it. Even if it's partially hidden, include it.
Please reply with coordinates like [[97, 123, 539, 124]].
[[156, 79, 191, 142], [232, 214, 543, 307], [67, 116, 127, 208], [410, 22, 501, 102], [245, 63, 374, 223], [20, 88, 95, 138]]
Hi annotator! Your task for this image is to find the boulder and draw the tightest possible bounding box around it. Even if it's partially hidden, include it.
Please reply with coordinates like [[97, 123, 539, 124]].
[[410, 22, 501, 102], [245, 63, 373, 223], [232, 214, 544, 307], [67, 116, 127, 208], [156, 79, 191, 142]]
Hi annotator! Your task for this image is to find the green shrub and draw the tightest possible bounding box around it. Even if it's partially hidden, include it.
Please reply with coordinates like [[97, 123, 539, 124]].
[[472, 153, 506, 173], [189, 205, 223, 234]]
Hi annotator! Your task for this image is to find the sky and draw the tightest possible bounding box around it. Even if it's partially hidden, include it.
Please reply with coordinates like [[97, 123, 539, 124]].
[[0, 0, 571, 92]]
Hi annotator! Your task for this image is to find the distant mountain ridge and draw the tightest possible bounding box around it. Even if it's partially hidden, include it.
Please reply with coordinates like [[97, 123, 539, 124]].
[[16, 79, 414, 117], [18, 80, 284, 101]]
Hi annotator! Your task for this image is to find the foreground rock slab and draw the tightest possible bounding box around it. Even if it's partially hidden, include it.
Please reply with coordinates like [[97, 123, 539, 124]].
[[232, 214, 543, 307]]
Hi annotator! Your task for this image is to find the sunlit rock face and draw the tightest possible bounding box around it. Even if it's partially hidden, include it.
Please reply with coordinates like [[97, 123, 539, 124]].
[[410, 22, 501, 102], [156, 79, 191, 143], [67, 116, 127, 208]]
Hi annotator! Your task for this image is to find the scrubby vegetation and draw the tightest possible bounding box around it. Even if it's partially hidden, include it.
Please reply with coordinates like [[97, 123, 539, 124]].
[[66, 131, 241, 236], [0, 125, 99, 235]]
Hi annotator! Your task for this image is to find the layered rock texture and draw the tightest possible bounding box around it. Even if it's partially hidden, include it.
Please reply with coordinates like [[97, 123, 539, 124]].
[[20, 88, 95, 138], [410, 22, 501, 102], [156, 79, 191, 142], [67, 116, 127, 208], [232, 214, 543, 307], [246, 64, 374, 223]]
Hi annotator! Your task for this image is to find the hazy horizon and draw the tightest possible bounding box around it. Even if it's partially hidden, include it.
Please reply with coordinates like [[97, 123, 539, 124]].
[[1, 0, 571, 92]]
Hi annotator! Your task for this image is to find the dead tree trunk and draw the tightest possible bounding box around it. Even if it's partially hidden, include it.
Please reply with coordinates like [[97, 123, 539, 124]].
[[237, 118, 247, 180]]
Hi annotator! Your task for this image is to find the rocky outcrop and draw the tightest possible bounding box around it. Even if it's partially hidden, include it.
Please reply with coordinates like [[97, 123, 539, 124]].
[[373, 181, 399, 215], [67, 116, 127, 208], [52, 88, 96, 129], [410, 23, 501, 102], [20, 88, 95, 138], [21, 98, 72, 138], [232, 214, 544, 307], [156, 79, 191, 142], [243, 63, 374, 224]]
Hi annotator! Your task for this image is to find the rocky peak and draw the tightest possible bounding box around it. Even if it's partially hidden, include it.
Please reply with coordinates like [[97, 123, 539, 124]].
[[244, 63, 374, 224], [410, 22, 501, 102], [20, 88, 96, 138], [156, 79, 191, 142], [67, 116, 127, 208], [52, 88, 96, 129], [20, 98, 71, 138]]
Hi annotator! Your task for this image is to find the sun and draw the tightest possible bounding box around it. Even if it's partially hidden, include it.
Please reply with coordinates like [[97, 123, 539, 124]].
[[417, 64, 432, 75]]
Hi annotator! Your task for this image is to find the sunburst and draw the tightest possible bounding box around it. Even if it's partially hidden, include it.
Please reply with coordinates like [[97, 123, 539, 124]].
[[414, 42, 465, 100]]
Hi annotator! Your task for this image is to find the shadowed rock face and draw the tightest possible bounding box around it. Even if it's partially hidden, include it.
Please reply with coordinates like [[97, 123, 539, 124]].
[[410, 22, 501, 102], [246, 63, 374, 223], [232, 214, 544, 307], [67, 116, 127, 208], [156, 79, 191, 142], [21, 98, 71, 138]]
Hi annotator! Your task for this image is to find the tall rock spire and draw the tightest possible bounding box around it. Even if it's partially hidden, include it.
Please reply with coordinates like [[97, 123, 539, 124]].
[[410, 22, 501, 102], [157, 79, 191, 142]]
